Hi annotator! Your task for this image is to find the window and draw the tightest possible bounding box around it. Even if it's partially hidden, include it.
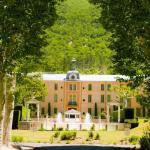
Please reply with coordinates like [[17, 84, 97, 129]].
[[54, 94, 58, 102], [101, 95, 104, 103], [101, 108, 104, 112], [88, 95, 92, 103], [88, 108, 92, 115], [88, 84, 92, 91], [41, 107, 45, 114], [69, 84, 76, 90], [69, 95, 76, 101], [54, 108, 57, 114], [107, 95, 111, 102], [69, 95, 77, 105], [70, 114, 75, 118], [54, 83, 58, 90], [107, 84, 111, 90], [101, 84, 105, 91]]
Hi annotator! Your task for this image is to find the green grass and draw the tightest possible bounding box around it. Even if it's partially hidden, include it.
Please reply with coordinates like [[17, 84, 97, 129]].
[[11, 122, 149, 144]]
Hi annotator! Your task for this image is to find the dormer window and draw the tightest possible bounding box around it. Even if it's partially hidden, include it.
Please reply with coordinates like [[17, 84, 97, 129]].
[[69, 73, 77, 80]]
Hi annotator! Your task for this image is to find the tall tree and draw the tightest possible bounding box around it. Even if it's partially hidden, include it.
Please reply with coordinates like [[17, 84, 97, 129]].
[[90, 0, 150, 107], [94, 102, 98, 117], [0, 0, 59, 147], [15, 74, 47, 106], [42, 0, 114, 74]]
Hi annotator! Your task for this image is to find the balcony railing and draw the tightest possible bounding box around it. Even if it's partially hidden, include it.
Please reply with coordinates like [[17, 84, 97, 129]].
[[68, 101, 77, 106]]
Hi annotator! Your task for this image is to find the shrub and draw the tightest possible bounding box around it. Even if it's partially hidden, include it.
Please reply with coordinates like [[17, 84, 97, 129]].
[[57, 127, 63, 131], [90, 124, 95, 131], [128, 135, 139, 144], [11, 136, 24, 142], [49, 135, 53, 144], [66, 140, 70, 144], [88, 131, 94, 139], [139, 126, 150, 150], [100, 112, 106, 119], [54, 131, 60, 138], [60, 131, 77, 140], [94, 133, 100, 140]]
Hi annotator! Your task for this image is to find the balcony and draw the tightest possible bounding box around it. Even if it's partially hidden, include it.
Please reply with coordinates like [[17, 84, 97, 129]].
[[68, 100, 77, 106]]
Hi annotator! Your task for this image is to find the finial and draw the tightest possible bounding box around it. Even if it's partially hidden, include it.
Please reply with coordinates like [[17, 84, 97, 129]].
[[71, 58, 76, 70]]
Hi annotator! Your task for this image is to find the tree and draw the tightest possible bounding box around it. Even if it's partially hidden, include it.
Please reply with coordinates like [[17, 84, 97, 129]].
[[42, 0, 114, 74], [48, 102, 51, 116], [112, 85, 138, 108], [94, 102, 98, 117], [15, 74, 47, 105], [90, 0, 150, 107], [0, 0, 58, 147]]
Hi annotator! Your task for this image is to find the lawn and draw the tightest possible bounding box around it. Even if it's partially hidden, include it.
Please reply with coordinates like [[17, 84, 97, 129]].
[[11, 122, 149, 145]]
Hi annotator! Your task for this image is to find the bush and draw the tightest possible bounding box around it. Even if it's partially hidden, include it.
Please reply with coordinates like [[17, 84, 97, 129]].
[[94, 133, 100, 140], [128, 135, 139, 145], [88, 131, 94, 139], [11, 136, 24, 142], [60, 131, 77, 140], [57, 127, 63, 131], [90, 124, 95, 131], [49, 135, 53, 144], [139, 126, 150, 150], [112, 109, 124, 122], [100, 112, 106, 119], [54, 131, 60, 138]]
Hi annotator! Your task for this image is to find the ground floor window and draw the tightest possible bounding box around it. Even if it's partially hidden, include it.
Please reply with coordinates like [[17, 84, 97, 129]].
[[70, 114, 75, 118], [88, 108, 92, 115], [41, 107, 45, 115], [54, 108, 57, 114]]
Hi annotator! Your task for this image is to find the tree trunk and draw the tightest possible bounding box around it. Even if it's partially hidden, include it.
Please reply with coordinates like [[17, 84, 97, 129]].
[[0, 73, 6, 148], [3, 75, 16, 146]]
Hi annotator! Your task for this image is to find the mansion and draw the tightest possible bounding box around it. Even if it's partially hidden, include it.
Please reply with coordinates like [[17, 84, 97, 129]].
[[40, 68, 148, 119]]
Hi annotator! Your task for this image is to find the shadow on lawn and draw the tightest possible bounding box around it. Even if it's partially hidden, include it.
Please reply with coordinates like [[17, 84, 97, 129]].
[[33, 145, 137, 150]]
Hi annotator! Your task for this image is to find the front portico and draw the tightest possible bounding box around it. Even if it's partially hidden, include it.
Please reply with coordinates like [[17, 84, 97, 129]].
[[64, 109, 81, 123]]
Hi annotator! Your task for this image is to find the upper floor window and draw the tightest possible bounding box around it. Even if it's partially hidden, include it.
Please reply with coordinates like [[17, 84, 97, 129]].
[[54, 94, 58, 102], [69, 84, 76, 90], [88, 84, 92, 91], [88, 95, 92, 103], [101, 95, 104, 103], [68, 95, 77, 106], [69, 95, 76, 101], [54, 83, 58, 90], [107, 84, 111, 91], [101, 84, 105, 91]]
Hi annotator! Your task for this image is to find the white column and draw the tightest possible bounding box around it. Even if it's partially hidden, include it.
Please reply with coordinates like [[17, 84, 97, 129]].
[[118, 105, 120, 123], [107, 105, 110, 123], [37, 103, 40, 121]]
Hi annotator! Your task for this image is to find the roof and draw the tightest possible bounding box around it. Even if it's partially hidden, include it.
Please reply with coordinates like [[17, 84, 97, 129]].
[[65, 109, 81, 114], [42, 74, 128, 82]]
